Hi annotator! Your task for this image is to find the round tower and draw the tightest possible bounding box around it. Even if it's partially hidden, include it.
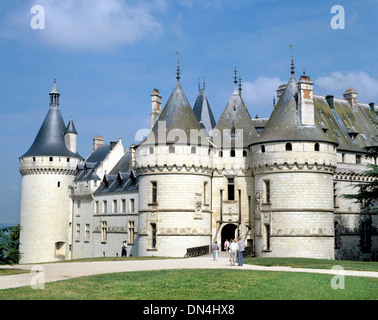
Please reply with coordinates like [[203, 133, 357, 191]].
[[135, 68, 213, 257], [251, 70, 338, 259], [19, 78, 83, 263]]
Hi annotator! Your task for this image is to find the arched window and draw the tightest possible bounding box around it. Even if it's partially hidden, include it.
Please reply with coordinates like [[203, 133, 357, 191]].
[[314, 143, 320, 152], [261, 145, 265, 153], [285, 143, 292, 151], [230, 149, 236, 157], [169, 145, 175, 153], [191, 146, 196, 154], [243, 150, 247, 157]]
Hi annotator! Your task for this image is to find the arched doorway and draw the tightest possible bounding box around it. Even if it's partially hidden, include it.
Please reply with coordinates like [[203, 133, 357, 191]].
[[221, 224, 238, 251]]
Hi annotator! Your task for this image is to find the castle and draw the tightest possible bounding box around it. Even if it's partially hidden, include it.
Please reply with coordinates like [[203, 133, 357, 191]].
[[18, 62, 378, 264]]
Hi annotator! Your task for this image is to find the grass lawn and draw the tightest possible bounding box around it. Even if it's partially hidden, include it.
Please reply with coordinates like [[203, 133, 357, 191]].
[[243, 257, 378, 272], [0, 268, 29, 276], [0, 269, 376, 300]]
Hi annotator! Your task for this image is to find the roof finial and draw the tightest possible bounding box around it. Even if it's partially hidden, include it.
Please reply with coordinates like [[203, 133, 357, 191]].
[[203, 77, 205, 91], [303, 68, 306, 76], [176, 51, 180, 80], [273, 96, 276, 108], [238, 74, 242, 95], [289, 44, 295, 75], [234, 66, 238, 85], [198, 78, 201, 91]]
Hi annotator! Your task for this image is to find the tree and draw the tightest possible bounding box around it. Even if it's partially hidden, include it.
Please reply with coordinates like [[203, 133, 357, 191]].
[[0, 225, 21, 265]]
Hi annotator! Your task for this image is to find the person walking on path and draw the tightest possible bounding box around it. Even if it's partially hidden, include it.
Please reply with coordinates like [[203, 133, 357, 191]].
[[237, 237, 246, 266], [212, 241, 219, 261], [229, 239, 239, 266], [224, 239, 230, 252], [121, 241, 128, 257]]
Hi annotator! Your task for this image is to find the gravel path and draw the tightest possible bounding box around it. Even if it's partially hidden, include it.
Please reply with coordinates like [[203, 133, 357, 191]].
[[1, 252, 377, 290]]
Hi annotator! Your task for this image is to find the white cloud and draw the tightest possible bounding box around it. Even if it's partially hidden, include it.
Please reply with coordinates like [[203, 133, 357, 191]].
[[2, 0, 165, 49], [315, 71, 378, 103], [242, 76, 284, 118]]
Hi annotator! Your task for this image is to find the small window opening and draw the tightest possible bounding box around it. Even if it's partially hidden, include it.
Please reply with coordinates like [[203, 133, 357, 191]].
[[285, 143, 292, 151]]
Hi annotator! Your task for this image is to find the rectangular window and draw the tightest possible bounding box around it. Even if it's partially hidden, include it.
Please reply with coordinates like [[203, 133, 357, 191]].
[[151, 223, 157, 248], [57, 181, 61, 188], [112, 200, 117, 213], [95, 201, 99, 214], [333, 183, 338, 208], [130, 199, 135, 212], [121, 199, 126, 213], [227, 178, 235, 201], [356, 155, 361, 164], [128, 221, 135, 244], [102, 201, 107, 214], [85, 224, 90, 242], [101, 221, 107, 243], [263, 180, 270, 204], [151, 181, 157, 203], [204, 182, 208, 204], [75, 224, 80, 241], [264, 224, 271, 251]]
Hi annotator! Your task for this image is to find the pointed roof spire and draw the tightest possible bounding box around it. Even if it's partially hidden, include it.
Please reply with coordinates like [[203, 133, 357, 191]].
[[289, 44, 295, 75], [238, 74, 242, 96], [234, 66, 238, 85], [50, 77, 59, 95], [65, 116, 78, 134], [176, 51, 180, 80], [193, 80, 216, 137]]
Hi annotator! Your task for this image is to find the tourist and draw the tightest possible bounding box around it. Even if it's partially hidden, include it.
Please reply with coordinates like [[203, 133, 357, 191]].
[[122, 240, 127, 257], [229, 239, 239, 266], [224, 239, 230, 252], [212, 241, 219, 261], [237, 237, 246, 266]]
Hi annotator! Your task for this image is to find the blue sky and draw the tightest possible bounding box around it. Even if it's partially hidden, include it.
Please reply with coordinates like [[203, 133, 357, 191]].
[[0, 0, 378, 224]]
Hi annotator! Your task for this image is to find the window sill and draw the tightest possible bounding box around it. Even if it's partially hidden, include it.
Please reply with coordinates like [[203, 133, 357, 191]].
[[147, 248, 157, 251]]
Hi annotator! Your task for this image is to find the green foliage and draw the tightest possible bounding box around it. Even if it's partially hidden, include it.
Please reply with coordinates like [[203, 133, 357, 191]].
[[343, 140, 378, 213], [0, 225, 21, 265]]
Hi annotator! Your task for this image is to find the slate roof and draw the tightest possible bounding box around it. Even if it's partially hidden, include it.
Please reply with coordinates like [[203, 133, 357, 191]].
[[212, 85, 259, 148], [193, 88, 216, 136], [252, 74, 337, 146], [94, 151, 139, 194], [74, 144, 112, 181], [21, 106, 82, 159], [142, 79, 202, 146]]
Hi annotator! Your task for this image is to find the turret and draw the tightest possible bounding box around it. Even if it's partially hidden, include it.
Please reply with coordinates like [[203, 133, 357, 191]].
[[19, 78, 83, 263], [251, 62, 338, 259], [64, 117, 78, 153], [135, 63, 212, 257]]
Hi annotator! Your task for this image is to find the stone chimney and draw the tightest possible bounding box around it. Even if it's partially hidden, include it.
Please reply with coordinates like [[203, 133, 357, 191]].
[[150, 88, 162, 129], [297, 74, 314, 126], [276, 84, 286, 102], [93, 136, 104, 151], [343, 88, 358, 110]]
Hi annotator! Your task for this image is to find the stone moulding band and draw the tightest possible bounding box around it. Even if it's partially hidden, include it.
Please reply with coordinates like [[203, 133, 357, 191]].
[[20, 168, 77, 176]]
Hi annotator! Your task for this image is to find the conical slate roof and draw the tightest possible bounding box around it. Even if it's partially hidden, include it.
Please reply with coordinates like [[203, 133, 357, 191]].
[[143, 79, 202, 145], [65, 117, 78, 134], [252, 74, 338, 146], [212, 85, 259, 148], [21, 80, 82, 159], [193, 88, 216, 136]]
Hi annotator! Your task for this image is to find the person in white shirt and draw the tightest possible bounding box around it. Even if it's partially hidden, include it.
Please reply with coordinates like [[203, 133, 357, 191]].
[[224, 239, 230, 252], [229, 239, 239, 266]]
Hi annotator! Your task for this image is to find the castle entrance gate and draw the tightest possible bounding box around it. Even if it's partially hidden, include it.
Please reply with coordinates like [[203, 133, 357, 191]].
[[221, 224, 238, 251]]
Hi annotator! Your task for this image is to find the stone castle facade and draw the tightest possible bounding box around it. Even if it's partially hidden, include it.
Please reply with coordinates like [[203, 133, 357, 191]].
[[18, 64, 378, 264]]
